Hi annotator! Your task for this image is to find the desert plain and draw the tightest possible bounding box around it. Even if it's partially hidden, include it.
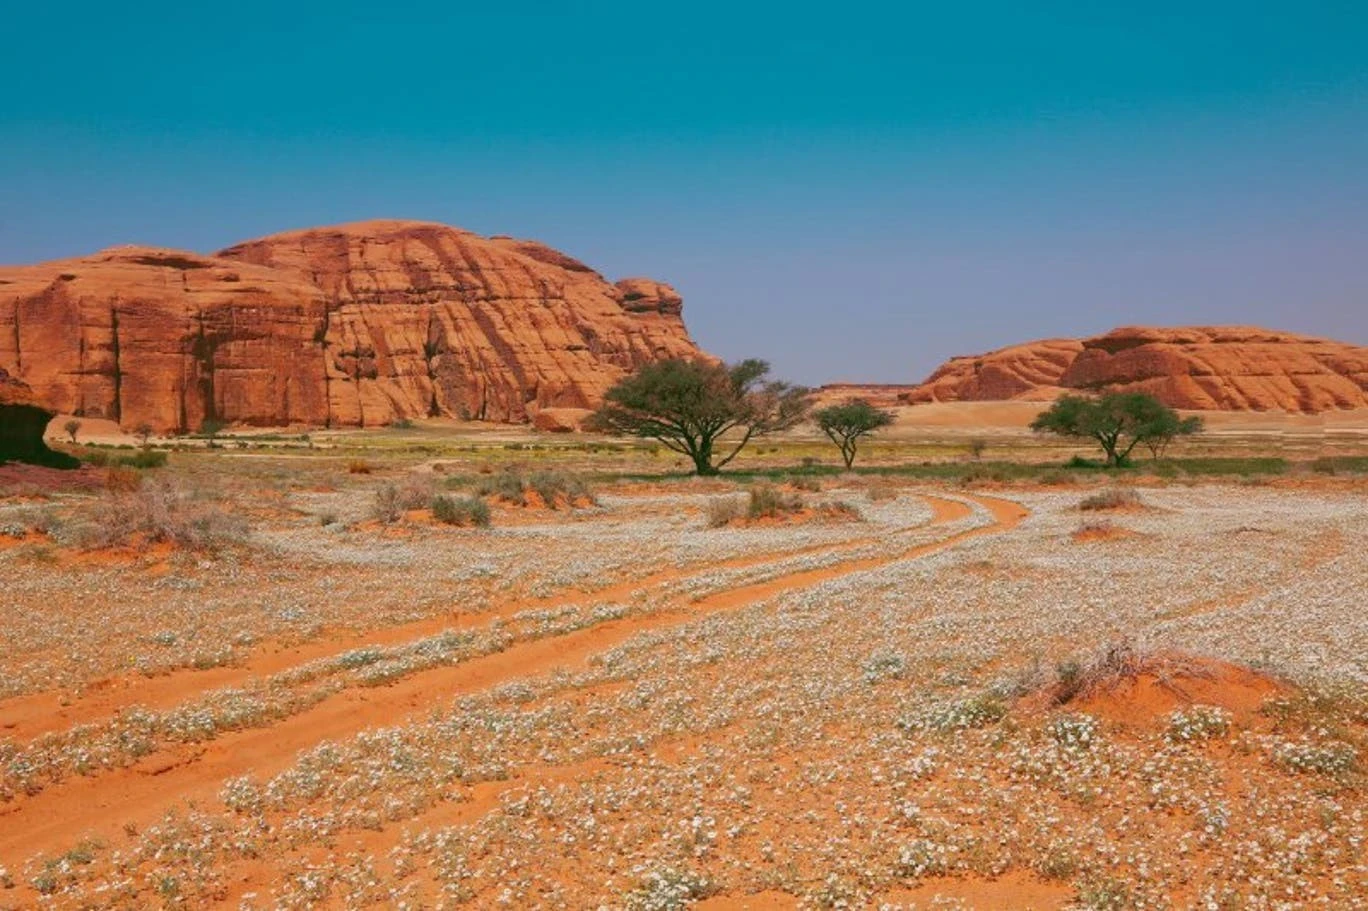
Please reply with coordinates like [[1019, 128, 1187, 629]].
[[0, 408, 1365, 911]]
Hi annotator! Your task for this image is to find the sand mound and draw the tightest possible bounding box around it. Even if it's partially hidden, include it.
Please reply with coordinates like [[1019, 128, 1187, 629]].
[[1035, 652, 1284, 729]]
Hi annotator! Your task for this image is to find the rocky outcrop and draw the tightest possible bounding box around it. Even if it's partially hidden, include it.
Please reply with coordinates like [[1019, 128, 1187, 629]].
[[0, 368, 78, 467], [904, 327, 1368, 413], [0, 220, 705, 431], [903, 339, 1084, 404]]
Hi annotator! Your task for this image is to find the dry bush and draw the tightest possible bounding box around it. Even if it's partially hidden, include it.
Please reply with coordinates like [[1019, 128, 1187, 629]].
[[104, 466, 143, 493], [74, 480, 249, 551], [1078, 488, 1142, 511], [864, 480, 898, 502], [705, 495, 746, 528], [431, 494, 491, 527], [347, 460, 373, 475], [1052, 641, 1151, 705], [786, 474, 823, 492], [475, 470, 595, 509], [819, 500, 863, 522], [373, 475, 437, 523], [747, 484, 803, 519]]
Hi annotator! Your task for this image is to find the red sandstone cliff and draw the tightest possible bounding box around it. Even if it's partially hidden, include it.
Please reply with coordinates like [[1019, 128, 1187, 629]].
[[904, 327, 1368, 413], [0, 220, 705, 431]]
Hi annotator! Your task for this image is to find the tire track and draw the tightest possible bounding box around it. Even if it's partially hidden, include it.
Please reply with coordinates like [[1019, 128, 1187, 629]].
[[0, 493, 1022, 874], [0, 497, 967, 745]]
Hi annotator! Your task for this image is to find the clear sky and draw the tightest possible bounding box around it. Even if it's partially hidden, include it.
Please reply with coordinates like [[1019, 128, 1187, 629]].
[[2, 1, 1366, 384]]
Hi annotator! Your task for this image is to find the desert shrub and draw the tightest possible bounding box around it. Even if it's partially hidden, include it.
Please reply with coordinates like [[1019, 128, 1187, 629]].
[[431, 494, 491, 527], [81, 448, 111, 467], [73, 480, 249, 551], [528, 470, 595, 507], [1038, 470, 1077, 486], [1052, 642, 1146, 704], [372, 475, 436, 523], [347, 460, 373, 475], [475, 470, 594, 509], [706, 496, 746, 528], [104, 466, 143, 493], [864, 480, 898, 502], [786, 474, 822, 492], [747, 484, 803, 519], [820, 500, 862, 521], [1078, 488, 1141, 511], [122, 448, 168, 469]]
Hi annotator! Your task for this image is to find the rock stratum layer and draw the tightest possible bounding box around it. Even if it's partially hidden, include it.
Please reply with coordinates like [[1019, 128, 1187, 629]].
[[0, 220, 704, 431], [905, 326, 1368, 413]]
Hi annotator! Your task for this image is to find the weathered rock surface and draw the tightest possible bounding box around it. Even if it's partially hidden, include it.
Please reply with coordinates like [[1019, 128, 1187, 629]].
[[904, 327, 1368, 413], [904, 339, 1084, 405], [0, 220, 705, 431], [0, 367, 78, 467]]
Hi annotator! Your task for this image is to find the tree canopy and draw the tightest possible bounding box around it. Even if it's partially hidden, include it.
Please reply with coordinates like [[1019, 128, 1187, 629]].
[[813, 399, 894, 469], [589, 358, 809, 475], [1030, 392, 1202, 467]]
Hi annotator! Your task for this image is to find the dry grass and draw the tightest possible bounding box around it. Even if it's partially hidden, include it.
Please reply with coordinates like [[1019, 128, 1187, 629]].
[[1078, 488, 1142, 511]]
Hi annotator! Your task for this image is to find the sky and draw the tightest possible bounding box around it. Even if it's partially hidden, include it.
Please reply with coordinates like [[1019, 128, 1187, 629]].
[[2, 1, 1366, 384]]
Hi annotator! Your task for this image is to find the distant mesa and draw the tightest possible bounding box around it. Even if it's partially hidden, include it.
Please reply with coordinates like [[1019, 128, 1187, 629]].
[[902, 326, 1368, 414], [0, 219, 705, 433]]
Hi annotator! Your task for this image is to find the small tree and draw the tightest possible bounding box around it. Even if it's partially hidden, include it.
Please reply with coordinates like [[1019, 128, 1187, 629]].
[[134, 422, 155, 447], [589, 359, 809, 475], [1030, 392, 1200, 468], [1144, 413, 1204, 460], [63, 418, 82, 444], [968, 438, 988, 461], [199, 417, 226, 446], [813, 399, 894, 469]]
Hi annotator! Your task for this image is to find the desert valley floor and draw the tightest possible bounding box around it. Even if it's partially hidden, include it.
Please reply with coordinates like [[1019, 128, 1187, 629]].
[[1, 431, 1366, 910]]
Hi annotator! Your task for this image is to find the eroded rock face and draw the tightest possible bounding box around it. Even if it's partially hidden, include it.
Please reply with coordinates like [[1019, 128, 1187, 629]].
[[0, 368, 78, 467], [903, 339, 1084, 404], [0, 221, 705, 430], [904, 327, 1368, 413]]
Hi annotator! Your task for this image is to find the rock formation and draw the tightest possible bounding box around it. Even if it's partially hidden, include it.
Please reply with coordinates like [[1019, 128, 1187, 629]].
[[0, 367, 78, 467], [0, 220, 705, 431], [904, 327, 1368, 413]]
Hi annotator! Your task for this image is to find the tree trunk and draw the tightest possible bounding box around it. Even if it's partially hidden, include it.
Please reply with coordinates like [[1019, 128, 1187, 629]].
[[693, 438, 716, 475]]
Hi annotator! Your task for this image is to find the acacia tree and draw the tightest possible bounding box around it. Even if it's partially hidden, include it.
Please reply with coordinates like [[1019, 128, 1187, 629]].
[[589, 358, 809, 475], [1030, 392, 1200, 467], [813, 399, 894, 469], [1144, 412, 1204, 460]]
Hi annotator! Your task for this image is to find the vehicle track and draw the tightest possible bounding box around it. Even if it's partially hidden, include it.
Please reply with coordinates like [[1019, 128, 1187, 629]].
[[0, 497, 969, 745], [0, 492, 1024, 879]]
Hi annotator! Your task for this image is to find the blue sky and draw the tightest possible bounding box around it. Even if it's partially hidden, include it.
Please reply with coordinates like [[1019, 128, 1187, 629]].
[[2, 2, 1366, 383]]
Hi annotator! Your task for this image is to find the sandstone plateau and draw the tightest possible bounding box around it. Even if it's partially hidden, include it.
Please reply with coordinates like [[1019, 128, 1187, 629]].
[[0, 220, 704, 432], [904, 326, 1368, 413]]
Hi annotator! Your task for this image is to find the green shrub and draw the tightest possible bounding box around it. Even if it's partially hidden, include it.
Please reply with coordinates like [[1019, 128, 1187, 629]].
[[431, 495, 491, 527]]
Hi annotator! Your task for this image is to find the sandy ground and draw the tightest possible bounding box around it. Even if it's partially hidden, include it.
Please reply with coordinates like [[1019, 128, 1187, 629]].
[[0, 451, 1366, 908]]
